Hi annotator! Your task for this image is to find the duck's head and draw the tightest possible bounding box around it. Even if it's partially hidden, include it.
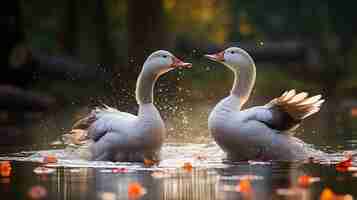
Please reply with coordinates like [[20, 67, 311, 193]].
[[143, 50, 192, 75], [205, 47, 254, 71]]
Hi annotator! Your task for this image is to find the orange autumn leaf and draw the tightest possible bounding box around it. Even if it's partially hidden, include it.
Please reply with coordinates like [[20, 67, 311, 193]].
[[128, 182, 146, 199], [143, 158, 158, 167], [236, 179, 253, 199], [182, 162, 193, 172], [298, 175, 311, 188], [297, 175, 320, 188], [336, 166, 349, 173], [0, 161, 12, 177], [351, 107, 357, 117], [336, 157, 352, 168], [43, 155, 58, 164], [320, 188, 335, 200], [335, 155, 353, 173], [319, 188, 353, 200], [236, 179, 253, 193]]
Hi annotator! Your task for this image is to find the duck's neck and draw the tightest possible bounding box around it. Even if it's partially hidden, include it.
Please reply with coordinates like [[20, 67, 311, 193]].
[[136, 68, 158, 105], [229, 61, 256, 109]]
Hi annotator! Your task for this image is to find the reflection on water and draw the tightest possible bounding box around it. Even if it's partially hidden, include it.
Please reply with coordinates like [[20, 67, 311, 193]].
[[1, 143, 357, 200], [1, 79, 357, 199]]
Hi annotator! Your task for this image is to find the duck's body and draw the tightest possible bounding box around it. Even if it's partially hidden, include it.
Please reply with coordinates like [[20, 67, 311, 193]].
[[206, 47, 324, 161], [77, 103, 164, 161], [65, 50, 191, 162], [209, 95, 315, 161]]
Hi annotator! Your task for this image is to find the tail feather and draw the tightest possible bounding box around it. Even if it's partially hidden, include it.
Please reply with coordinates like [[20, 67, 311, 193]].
[[65, 105, 119, 145], [269, 89, 324, 121], [71, 115, 96, 130], [71, 104, 112, 130], [62, 129, 88, 145], [65, 109, 99, 145]]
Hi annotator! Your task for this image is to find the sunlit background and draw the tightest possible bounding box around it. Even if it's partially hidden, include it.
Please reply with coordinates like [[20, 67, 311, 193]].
[[2, 0, 357, 200], [2, 0, 357, 150]]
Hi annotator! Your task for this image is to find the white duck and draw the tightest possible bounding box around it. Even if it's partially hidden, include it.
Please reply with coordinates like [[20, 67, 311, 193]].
[[66, 50, 192, 162], [205, 47, 325, 161]]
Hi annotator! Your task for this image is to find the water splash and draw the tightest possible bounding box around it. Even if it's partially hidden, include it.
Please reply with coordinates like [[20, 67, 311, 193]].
[[0, 143, 224, 170], [1, 143, 356, 170]]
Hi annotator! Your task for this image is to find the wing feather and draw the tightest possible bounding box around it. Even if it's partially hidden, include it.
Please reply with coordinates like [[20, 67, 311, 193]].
[[261, 90, 325, 134], [63, 105, 136, 145]]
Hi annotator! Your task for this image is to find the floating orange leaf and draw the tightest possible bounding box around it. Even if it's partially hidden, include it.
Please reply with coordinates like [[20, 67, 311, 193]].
[[0, 161, 12, 177], [320, 188, 335, 200], [43, 155, 58, 164], [319, 188, 353, 200], [143, 158, 158, 167], [235, 179, 253, 199], [297, 175, 320, 188], [350, 107, 357, 117], [236, 179, 252, 193], [335, 154, 353, 172], [336, 157, 352, 168], [336, 166, 349, 173], [182, 162, 193, 172], [128, 182, 146, 199], [28, 185, 47, 200], [298, 175, 311, 188]]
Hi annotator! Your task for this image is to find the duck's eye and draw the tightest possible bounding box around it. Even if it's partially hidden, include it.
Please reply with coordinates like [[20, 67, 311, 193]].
[[162, 55, 168, 58], [230, 51, 235, 54]]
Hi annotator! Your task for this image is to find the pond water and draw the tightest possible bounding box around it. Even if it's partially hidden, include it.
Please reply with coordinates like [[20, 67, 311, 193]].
[[0, 142, 357, 200]]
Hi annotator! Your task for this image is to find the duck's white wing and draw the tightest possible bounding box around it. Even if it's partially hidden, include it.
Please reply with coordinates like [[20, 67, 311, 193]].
[[252, 89, 324, 134], [87, 105, 137, 141], [65, 105, 137, 144]]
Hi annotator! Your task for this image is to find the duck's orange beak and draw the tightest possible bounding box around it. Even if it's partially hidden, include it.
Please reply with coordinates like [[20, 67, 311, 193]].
[[205, 51, 225, 62], [171, 57, 192, 68]]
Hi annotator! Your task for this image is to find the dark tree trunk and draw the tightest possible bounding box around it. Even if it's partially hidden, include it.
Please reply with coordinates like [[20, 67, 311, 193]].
[[61, 0, 78, 56], [126, 0, 168, 75], [0, 0, 34, 89], [60, 0, 116, 67], [95, 0, 117, 66]]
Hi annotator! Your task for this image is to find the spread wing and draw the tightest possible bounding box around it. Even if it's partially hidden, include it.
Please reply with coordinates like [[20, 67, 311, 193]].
[[63, 104, 137, 145], [254, 89, 324, 134]]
